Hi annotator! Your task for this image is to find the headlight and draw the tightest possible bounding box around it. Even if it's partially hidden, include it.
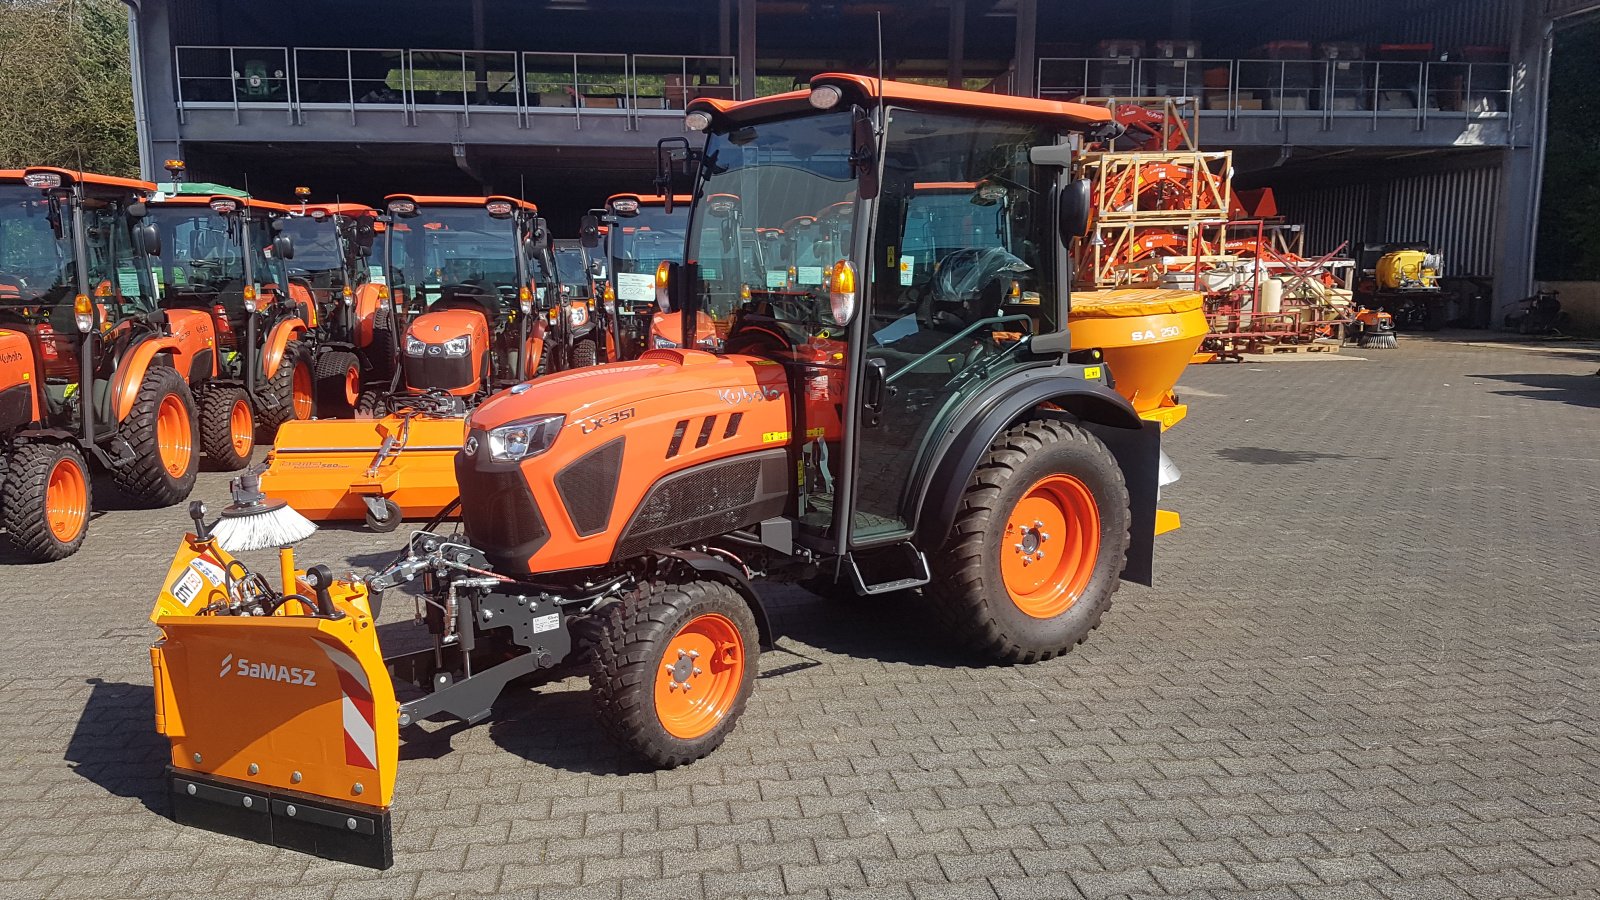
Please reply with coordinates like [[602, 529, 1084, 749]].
[[653, 335, 679, 349], [405, 335, 427, 356], [486, 414, 563, 463], [441, 335, 470, 357]]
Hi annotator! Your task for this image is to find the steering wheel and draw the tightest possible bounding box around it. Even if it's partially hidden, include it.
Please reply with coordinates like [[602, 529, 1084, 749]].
[[0, 274, 28, 297]]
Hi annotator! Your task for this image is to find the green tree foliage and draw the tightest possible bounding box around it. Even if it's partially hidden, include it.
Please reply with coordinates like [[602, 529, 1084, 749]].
[[0, 0, 139, 176], [1537, 19, 1600, 281]]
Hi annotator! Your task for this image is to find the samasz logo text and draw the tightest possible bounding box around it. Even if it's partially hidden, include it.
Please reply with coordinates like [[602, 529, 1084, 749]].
[[218, 653, 318, 686]]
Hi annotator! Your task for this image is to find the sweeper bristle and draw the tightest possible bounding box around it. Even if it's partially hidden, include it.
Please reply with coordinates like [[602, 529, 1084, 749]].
[[212, 501, 318, 552], [1359, 333, 1399, 350]]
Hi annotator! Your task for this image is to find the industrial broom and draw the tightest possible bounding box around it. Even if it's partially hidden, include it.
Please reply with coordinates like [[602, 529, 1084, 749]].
[[210, 467, 317, 594]]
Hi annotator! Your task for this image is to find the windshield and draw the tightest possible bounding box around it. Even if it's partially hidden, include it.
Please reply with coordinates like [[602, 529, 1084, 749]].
[[901, 189, 1008, 265], [149, 206, 244, 295], [0, 184, 75, 307], [610, 206, 687, 276], [385, 208, 518, 311], [685, 111, 857, 333], [278, 215, 348, 291], [552, 246, 592, 299]]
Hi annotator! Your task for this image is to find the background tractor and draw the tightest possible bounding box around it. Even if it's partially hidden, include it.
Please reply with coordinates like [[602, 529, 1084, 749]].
[[259, 194, 561, 529], [0, 167, 199, 559], [146, 181, 318, 463], [150, 75, 1207, 867], [584, 192, 691, 359], [278, 193, 397, 416]]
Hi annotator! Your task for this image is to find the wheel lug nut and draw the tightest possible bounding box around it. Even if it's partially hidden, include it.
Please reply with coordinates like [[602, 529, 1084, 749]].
[[692, 667, 702, 676], [1041, 533, 1050, 541], [689, 650, 699, 659]]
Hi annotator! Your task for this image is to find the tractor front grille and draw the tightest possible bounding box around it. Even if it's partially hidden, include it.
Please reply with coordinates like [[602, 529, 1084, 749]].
[[456, 452, 548, 574], [403, 351, 475, 392]]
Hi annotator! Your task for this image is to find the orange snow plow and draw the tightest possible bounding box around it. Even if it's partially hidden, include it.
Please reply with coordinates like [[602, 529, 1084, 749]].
[[149, 523, 397, 868]]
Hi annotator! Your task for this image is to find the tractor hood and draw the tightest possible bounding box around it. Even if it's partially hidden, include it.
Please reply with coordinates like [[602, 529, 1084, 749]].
[[471, 349, 784, 433], [406, 307, 487, 344]]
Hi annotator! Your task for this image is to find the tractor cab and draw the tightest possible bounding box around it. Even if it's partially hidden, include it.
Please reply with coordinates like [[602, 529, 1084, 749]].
[[0, 167, 199, 557], [585, 192, 692, 358], [380, 194, 552, 395]]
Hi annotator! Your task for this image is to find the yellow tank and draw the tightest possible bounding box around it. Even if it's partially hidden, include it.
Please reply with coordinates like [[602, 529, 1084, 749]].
[[1375, 249, 1441, 291], [1069, 288, 1208, 419]]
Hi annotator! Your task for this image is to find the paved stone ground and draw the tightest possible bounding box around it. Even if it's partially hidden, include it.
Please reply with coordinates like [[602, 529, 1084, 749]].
[[2, 334, 1598, 899]]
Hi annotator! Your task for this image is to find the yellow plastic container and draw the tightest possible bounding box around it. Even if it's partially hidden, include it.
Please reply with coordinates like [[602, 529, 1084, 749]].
[[1069, 289, 1208, 415]]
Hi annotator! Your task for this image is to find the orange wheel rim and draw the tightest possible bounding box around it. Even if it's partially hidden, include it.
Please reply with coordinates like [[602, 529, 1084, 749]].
[[229, 398, 254, 457], [156, 395, 193, 477], [654, 613, 744, 740], [292, 364, 313, 419], [1000, 474, 1100, 619], [44, 457, 87, 542], [344, 364, 360, 406]]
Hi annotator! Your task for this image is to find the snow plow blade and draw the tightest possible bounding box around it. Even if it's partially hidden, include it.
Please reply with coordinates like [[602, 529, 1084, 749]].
[[260, 414, 466, 521], [149, 536, 399, 868]]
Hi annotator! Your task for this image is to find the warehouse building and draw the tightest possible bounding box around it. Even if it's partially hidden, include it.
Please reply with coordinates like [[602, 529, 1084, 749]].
[[125, 0, 1591, 321]]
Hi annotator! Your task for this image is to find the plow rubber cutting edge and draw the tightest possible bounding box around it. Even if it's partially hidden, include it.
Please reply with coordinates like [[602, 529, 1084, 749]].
[[260, 414, 466, 521], [149, 536, 399, 868]]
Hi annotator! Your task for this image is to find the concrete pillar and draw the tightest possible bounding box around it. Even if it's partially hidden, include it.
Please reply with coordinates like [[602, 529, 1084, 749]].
[[1013, 0, 1037, 97], [1493, 0, 1553, 322], [947, 0, 966, 89], [737, 0, 756, 99], [126, 0, 183, 179]]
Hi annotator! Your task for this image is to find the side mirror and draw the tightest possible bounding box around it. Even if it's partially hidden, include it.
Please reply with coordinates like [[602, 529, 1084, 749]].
[[273, 234, 295, 261], [525, 217, 550, 254], [852, 110, 879, 201], [655, 261, 678, 313], [655, 137, 692, 213], [1060, 178, 1092, 241], [126, 201, 148, 219], [579, 214, 601, 249], [136, 221, 162, 257]]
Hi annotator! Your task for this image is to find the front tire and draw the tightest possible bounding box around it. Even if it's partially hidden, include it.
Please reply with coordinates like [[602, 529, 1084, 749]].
[[259, 339, 314, 438], [199, 385, 254, 471], [0, 441, 91, 562], [111, 365, 199, 508], [354, 388, 390, 418], [573, 338, 598, 369], [589, 576, 758, 768], [929, 419, 1130, 664]]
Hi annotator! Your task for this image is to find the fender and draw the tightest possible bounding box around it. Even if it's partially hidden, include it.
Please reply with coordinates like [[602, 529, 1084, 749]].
[[260, 317, 309, 380], [911, 365, 1159, 585], [353, 283, 385, 347], [287, 280, 318, 328], [113, 335, 183, 423], [524, 335, 545, 378], [655, 547, 775, 648]]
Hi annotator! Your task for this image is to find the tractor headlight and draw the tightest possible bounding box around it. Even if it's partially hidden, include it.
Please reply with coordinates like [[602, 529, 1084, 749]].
[[405, 335, 428, 356], [653, 335, 679, 349], [486, 414, 564, 463], [440, 335, 470, 357]]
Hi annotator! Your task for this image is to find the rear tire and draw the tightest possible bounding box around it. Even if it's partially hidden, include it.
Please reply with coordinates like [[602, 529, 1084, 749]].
[[199, 385, 254, 471], [354, 389, 390, 418], [367, 309, 398, 382], [0, 441, 90, 562], [111, 366, 199, 508], [928, 419, 1130, 664], [574, 338, 598, 369], [589, 576, 758, 768], [259, 339, 314, 439], [314, 350, 362, 418]]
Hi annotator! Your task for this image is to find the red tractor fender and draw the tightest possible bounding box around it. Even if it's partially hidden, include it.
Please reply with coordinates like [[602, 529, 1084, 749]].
[[524, 335, 545, 378], [260, 317, 309, 381], [113, 336, 184, 423], [162, 309, 219, 380], [287, 281, 318, 328], [0, 328, 42, 425]]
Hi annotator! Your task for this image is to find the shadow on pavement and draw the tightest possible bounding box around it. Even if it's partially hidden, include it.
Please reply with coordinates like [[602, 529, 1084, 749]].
[[1474, 372, 1600, 410], [1216, 447, 1357, 465], [64, 678, 169, 815]]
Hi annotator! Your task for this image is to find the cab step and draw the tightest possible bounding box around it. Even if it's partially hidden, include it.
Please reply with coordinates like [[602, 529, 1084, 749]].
[[847, 543, 931, 596]]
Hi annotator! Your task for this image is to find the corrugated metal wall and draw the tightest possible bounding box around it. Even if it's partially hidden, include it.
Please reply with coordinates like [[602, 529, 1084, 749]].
[[1276, 162, 1503, 276], [1385, 165, 1502, 274], [1253, 0, 1516, 50]]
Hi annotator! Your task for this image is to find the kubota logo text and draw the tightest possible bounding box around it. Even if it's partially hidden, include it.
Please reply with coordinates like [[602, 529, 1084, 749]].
[[217, 653, 318, 686]]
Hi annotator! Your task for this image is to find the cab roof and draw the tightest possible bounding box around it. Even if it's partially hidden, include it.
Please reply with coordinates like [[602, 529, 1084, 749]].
[[296, 202, 377, 217], [1, 167, 155, 196], [386, 193, 538, 213], [689, 73, 1112, 131], [153, 181, 250, 199]]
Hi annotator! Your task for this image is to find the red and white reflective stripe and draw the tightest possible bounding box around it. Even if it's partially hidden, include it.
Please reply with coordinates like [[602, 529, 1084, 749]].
[[319, 642, 378, 770]]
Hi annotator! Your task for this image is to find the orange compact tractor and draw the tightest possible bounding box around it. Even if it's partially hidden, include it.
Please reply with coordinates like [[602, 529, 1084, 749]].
[[149, 75, 1208, 866], [277, 192, 396, 413], [549, 238, 613, 368], [258, 194, 559, 529], [146, 180, 319, 462], [1, 168, 199, 559], [584, 193, 691, 359]]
